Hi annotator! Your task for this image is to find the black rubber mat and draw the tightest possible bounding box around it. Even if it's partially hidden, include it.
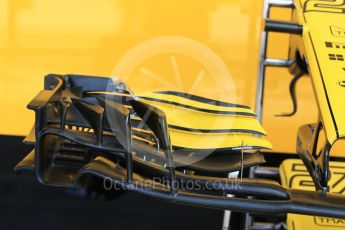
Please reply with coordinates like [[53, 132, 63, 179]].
[[0, 135, 223, 230]]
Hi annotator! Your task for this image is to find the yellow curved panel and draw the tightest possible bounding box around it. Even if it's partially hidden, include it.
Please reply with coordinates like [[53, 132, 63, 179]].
[[169, 129, 272, 150], [90, 90, 266, 135], [141, 100, 266, 135], [89, 91, 256, 115], [139, 92, 256, 115]]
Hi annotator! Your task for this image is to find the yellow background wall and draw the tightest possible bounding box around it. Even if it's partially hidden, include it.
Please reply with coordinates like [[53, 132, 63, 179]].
[[0, 0, 318, 153]]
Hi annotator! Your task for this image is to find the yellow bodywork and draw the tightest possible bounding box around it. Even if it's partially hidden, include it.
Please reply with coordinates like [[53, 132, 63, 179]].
[[280, 159, 345, 230], [294, 0, 345, 145]]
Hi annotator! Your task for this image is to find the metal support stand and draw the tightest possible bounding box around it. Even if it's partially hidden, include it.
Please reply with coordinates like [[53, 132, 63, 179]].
[[221, 171, 239, 230]]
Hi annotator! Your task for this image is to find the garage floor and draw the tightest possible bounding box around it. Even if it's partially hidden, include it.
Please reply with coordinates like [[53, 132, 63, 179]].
[[0, 136, 223, 230]]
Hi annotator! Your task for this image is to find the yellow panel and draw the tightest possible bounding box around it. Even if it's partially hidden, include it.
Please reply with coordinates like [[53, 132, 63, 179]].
[[294, 0, 345, 144], [169, 129, 272, 150], [287, 214, 345, 230], [142, 100, 266, 134], [280, 159, 345, 193], [91, 90, 256, 114], [89, 91, 266, 134], [280, 159, 345, 230], [140, 92, 256, 115]]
